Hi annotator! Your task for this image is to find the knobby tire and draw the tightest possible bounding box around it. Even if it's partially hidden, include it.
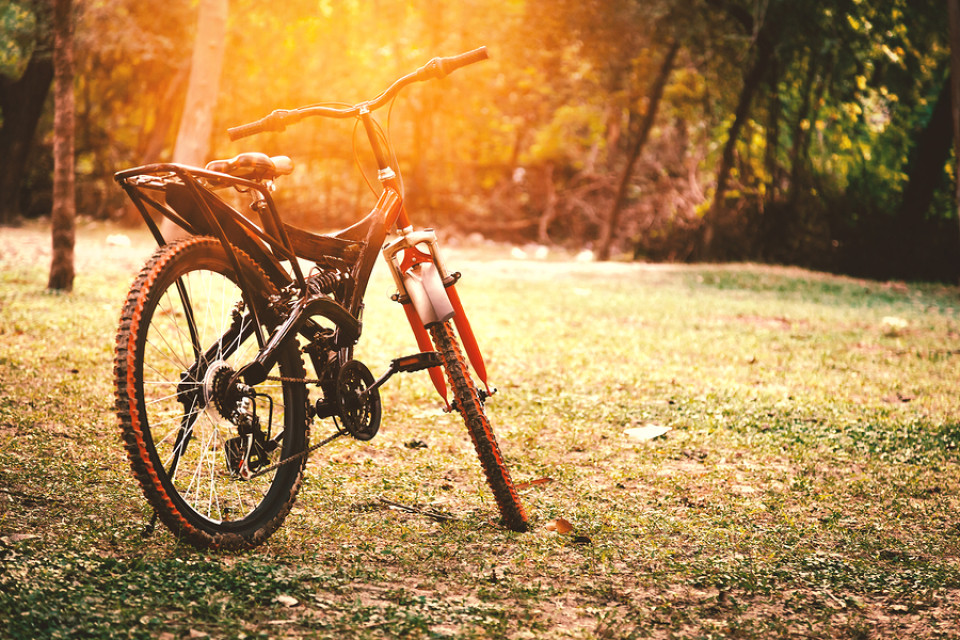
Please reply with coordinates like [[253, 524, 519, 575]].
[[114, 237, 309, 549], [428, 321, 528, 532]]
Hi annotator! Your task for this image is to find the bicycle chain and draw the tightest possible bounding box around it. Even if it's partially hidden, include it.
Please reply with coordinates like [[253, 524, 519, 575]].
[[245, 429, 344, 479], [266, 375, 319, 385], [244, 375, 339, 479]]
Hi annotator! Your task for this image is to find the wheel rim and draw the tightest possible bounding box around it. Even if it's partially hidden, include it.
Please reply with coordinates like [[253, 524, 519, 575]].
[[137, 264, 296, 527]]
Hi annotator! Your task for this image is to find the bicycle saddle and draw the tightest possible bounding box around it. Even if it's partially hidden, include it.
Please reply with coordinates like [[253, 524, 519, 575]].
[[205, 152, 294, 181]]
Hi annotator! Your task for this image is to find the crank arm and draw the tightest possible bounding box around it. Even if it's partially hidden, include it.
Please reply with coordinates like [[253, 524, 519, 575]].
[[365, 351, 442, 395]]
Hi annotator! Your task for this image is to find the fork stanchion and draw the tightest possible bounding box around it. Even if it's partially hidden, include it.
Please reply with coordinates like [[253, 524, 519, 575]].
[[445, 284, 491, 395], [401, 301, 450, 410]]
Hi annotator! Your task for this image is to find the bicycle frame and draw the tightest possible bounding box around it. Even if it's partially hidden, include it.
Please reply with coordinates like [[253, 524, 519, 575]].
[[113, 109, 491, 406]]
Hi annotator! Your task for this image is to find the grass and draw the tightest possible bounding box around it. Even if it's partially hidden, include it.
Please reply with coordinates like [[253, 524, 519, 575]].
[[2, 218, 960, 638]]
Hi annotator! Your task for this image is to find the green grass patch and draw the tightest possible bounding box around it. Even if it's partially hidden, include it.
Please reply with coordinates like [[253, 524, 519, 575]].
[[3, 220, 960, 638]]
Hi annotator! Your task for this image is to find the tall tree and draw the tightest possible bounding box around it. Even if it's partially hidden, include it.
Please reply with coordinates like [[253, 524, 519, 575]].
[[0, 0, 53, 224], [48, 0, 75, 291], [892, 75, 952, 276], [699, 1, 778, 258], [159, 0, 227, 239], [950, 0, 960, 257], [173, 0, 228, 167], [596, 40, 680, 260]]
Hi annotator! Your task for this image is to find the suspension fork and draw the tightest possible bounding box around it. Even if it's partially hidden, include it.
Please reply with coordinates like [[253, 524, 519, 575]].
[[382, 229, 493, 406], [360, 108, 492, 402]]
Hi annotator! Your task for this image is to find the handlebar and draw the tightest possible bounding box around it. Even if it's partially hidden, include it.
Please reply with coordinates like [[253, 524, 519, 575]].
[[227, 47, 489, 142]]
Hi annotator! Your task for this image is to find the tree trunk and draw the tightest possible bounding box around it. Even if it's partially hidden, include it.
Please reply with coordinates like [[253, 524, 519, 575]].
[[950, 0, 960, 268], [48, 0, 75, 292], [785, 54, 820, 199], [0, 1, 54, 224], [700, 33, 774, 258], [538, 163, 557, 244], [763, 57, 781, 198], [161, 0, 228, 239], [596, 40, 679, 261], [139, 64, 190, 162], [173, 0, 229, 166], [892, 76, 953, 276]]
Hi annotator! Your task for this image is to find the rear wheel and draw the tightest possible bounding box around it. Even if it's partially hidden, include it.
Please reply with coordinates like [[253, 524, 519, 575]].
[[428, 321, 528, 532], [114, 237, 308, 549]]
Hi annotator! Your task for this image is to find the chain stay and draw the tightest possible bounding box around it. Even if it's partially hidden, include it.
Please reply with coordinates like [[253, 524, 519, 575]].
[[266, 374, 318, 384]]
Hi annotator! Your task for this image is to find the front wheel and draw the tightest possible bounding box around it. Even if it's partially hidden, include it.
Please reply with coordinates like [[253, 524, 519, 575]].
[[428, 321, 528, 532]]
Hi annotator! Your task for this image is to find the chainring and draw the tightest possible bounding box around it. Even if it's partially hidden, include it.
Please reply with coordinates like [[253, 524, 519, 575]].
[[336, 360, 381, 441]]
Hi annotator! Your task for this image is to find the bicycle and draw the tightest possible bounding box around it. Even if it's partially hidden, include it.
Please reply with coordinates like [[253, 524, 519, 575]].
[[113, 47, 528, 549]]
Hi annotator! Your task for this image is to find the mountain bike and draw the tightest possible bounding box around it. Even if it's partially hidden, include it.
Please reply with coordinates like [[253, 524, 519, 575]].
[[113, 47, 528, 550]]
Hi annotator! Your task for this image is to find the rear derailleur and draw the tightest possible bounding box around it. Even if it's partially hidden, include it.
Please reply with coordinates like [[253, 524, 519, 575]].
[[207, 363, 277, 479], [224, 401, 276, 480]]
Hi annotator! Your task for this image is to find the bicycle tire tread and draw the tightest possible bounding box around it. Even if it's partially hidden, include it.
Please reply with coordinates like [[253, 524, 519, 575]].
[[114, 237, 308, 550], [428, 321, 528, 532]]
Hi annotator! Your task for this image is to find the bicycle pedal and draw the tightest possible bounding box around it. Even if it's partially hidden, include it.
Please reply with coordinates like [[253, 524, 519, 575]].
[[392, 351, 441, 373]]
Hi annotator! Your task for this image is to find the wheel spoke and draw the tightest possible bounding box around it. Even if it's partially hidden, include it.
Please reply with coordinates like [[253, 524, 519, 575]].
[[114, 238, 308, 549]]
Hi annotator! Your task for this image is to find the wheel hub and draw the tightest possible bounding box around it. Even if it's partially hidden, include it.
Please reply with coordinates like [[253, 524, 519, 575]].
[[203, 360, 239, 420]]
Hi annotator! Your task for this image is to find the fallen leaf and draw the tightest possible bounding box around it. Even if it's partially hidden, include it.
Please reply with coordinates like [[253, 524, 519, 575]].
[[545, 517, 574, 534], [514, 477, 554, 490], [882, 392, 914, 404], [188, 630, 208, 639], [274, 594, 299, 608], [1, 533, 40, 544], [624, 425, 671, 441], [881, 316, 908, 336]]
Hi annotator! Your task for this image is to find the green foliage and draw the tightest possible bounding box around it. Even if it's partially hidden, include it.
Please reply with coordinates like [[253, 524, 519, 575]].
[[0, 1, 36, 79], [524, 103, 607, 167], [10, 0, 960, 276]]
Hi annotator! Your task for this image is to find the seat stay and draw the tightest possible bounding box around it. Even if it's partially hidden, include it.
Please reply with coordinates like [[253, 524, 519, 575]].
[[116, 162, 392, 388]]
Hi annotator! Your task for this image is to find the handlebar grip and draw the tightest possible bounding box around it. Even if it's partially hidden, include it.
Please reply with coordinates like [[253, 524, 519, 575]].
[[418, 47, 489, 80], [227, 121, 266, 141], [438, 46, 489, 76], [227, 110, 292, 141]]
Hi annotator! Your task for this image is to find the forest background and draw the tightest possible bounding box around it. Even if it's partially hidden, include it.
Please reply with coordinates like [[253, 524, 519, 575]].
[[2, 0, 959, 282]]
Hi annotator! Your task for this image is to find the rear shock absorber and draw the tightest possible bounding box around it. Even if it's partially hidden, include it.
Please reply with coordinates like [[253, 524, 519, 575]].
[[307, 269, 347, 296]]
